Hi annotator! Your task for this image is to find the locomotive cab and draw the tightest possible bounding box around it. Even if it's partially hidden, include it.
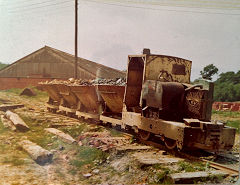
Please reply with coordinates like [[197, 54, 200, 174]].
[[123, 50, 193, 122]]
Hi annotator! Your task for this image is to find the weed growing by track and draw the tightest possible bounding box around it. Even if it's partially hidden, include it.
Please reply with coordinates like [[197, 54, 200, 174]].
[[212, 110, 240, 118]]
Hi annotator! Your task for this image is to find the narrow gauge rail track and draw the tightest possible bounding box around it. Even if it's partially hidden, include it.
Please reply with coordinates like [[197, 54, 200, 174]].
[[48, 111, 239, 177], [138, 139, 239, 177]]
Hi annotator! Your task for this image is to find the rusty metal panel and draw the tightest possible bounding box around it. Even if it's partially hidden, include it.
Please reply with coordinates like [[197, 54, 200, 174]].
[[97, 85, 125, 113], [122, 111, 142, 127], [40, 83, 62, 102], [124, 56, 145, 109], [184, 88, 212, 121], [144, 55, 192, 83], [184, 122, 236, 151], [70, 85, 100, 113], [55, 84, 78, 108], [122, 111, 186, 141], [222, 127, 236, 150]]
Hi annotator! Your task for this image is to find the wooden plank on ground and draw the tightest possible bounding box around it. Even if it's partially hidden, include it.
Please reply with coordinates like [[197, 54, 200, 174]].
[[5, 110, 29, 131], [133, 151, 182, 166], [19, 140, 53, 165], [170, 170, 229, 184], [45, 128, 76, 144], [0, 104, 24, 111], [116, 145, 152, 152]]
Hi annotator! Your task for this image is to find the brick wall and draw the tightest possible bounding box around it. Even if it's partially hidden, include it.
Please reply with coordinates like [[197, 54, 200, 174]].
[[212, 102, 240, 112], [0, 77, 55, 90]]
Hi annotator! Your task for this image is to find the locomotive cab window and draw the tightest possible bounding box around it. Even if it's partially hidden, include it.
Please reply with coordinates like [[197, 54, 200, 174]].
[[172, 64, 186, 75]]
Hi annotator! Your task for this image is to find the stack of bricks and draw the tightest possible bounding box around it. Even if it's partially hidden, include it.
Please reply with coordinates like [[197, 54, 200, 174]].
[[212, 102, 240, 112]]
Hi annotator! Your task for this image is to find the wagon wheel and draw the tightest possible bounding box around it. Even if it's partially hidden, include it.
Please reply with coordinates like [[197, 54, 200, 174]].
[[139, 130, 151, 141], [164, 137, 177, 149]]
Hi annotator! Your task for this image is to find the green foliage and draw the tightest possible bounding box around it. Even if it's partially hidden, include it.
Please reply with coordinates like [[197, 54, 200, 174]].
[[212, 110, 240, 118], [192, 78, 211, 90], [61, 124, 87, 138], [0, 62, 8, 70], [108, 128, 124, 137], [2, 156, 27, 166], [4, 88, 23, 94], [153, 168, 173, 184], [200, 64, 218, 80], [217, 71, 240, 84], [177, 161, 205, 172], [18, 114, 62, 150], [146, 165, 174, 184], [0, 118, 8, 134], [70, 146, 107, 169], [226, 120, 240, 131], [214, 70, 240, 102]]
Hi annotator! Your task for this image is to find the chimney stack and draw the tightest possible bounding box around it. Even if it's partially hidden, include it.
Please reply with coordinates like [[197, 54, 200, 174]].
[[143, 48, 151, 55]]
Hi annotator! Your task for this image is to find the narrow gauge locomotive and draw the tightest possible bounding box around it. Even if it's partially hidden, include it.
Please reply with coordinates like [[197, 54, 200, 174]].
[[40, 49, 236, 152]]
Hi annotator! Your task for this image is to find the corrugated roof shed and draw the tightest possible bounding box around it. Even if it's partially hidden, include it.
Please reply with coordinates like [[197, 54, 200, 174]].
[[0, 46, 125, 79]]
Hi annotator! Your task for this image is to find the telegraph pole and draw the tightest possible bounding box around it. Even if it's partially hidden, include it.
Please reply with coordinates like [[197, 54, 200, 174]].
[[74, 0, 78, 79]]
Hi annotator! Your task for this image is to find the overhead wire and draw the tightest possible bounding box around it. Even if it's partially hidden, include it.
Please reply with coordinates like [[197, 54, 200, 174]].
[[6, 0, 71, 10], [8, 5, 74, 23], [8, 0, 74, 13], [4, 0, 240, 16], [95, 0, 240, 10], [80, 0, 240, 16]]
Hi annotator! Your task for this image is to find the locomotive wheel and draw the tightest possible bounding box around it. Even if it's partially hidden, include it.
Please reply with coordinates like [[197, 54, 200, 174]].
[[164, 137, 177, 149], [139, 130, 151, 141]]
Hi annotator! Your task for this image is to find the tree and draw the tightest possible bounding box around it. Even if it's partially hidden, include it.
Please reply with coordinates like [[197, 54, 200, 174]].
[[217, 71, 235, 83], [213, 70, 240, 102], [200, 64, 218, 81], [0, 62, 8, 70]]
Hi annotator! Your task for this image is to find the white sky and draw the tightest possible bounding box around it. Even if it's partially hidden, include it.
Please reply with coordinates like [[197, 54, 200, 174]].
[[0, 0, 240, 80]]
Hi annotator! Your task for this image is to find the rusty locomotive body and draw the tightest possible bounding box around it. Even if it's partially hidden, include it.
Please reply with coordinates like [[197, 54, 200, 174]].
[[40, 50, 236, 152]]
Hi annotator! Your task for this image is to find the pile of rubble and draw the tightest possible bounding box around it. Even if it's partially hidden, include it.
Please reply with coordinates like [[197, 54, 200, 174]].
[[93, 78, 126, 86], [41, 78, 126, 86], [77, 131, 130, 151]]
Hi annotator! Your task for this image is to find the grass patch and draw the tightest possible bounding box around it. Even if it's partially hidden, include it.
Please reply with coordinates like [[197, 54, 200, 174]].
[[61, 124, 87, 138], [68, 168, 77, 175], [70, 146, 107, 169], [0, 143, 9, 153], [146, 165, 174, 184], [55, 168, 66, 178], [0, 119, 8, 134], [17, 114, 61, 150], [3, 86, 48, 102], [226, 120, 240, 132], [3, 88, 22, 95], [2, 156, 27, 166], [177, 161, 205, 172], [27, 87, 48, 101], [212, 110, 240, 118], [108, 128, 124, 137], [153, 169, 173, 184], [198, 174, 224, 184]]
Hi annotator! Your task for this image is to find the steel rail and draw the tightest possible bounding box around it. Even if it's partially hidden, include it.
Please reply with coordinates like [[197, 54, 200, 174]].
[[138, 139, 239, 177]]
